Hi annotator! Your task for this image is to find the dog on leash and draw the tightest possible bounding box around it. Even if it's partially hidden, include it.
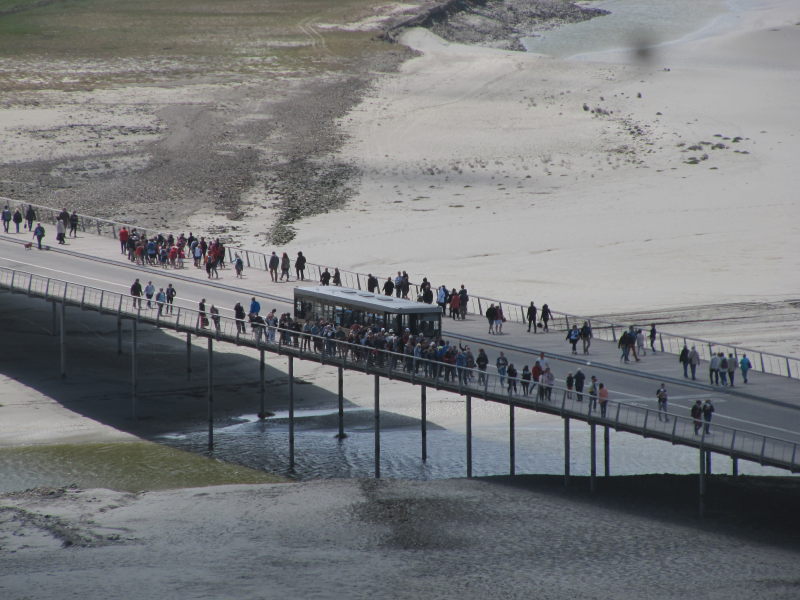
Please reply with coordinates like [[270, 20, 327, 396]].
[[24, 242, 33, 250]]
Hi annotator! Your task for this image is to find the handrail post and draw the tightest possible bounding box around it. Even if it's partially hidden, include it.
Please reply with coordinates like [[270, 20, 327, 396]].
[[786, 357, 792, 378], [760, 437, 767, 464], [642, 409, 649, 435], [760, 352, 765, 372]]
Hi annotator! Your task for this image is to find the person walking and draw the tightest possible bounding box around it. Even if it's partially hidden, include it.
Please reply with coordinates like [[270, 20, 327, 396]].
[[656, 383, 669, 422], [649, 323, 657, 353], [494, 305, 504, 334], [740, 354, 752, 383], [543, 368, 555, 402], [69, 211, 79, 237], [580, 321, 592, 354], [587, 375, 598, 413], [198, 299, 208, 329], [691, 400, 703, 435], [476, 348, 488, 386], [32, 222, 45, 249], [280, 252, 291, 281], [55, 218, 66, 244], [521, 365, 531, 395], [1, 205, 10, 233], [727, 353, 736, 387], [268, 252, 279, 282], [381, 276, 393, 296], [234, 254, 244, 278], [12, 208, 22, 233], [130, 278, 143, 309], [234, 302, 247, 334], [449, 291, 460, 320], [165, 283, 176, 314], [506, 364, 518, 395], [709, 353, 721, 385], [294, 251, 306, 280], [144, 281, 155, 309], [156, 288, 166, 316], [679, 345, 690, 378], [24, 204, 36, 231], [540, 303, 552, 332], [486, 303, 497, 334], [210, 304, 221, 331], [688, 346, 700, 380], [566, 324, 580, 354], [496, 352, 508, 388], [598, 383, 608, 417], [249, 297, 261, 317], [718, 353, 729, 386], [458, 285, 468, 320], [526, 302, 537, 333], [565, 372, 574, 400], [332, 268, 342, 286], [619, 329, 631, 362], [574, 368, 586, 402], [702, 399, 715, 434]]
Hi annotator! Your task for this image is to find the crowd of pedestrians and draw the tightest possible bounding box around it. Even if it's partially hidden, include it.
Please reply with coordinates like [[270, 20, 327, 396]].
[[2, 204, 78, 248], [679, 345, 752, 386]]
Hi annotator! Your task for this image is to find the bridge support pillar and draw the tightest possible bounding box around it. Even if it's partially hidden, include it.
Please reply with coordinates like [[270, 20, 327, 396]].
[[706, 450, 712, 475], [374, 374, 380, 479], [52, 301, 57, 336], [564, 417, 571, 487], [732, 457, 738, 476], [131, 319, 137, 419], [117, 317, 122, 355], [466, 394, 473, 478], [258, 349, 265, 419], [698, 448, 706, 518], [207, 337, 214, 450], [509, 403, 515, 476], [289, 356, 295, 471], [603, 425, 610, 476], [590, 422, 597, 493], [336, 366, 346, 439], [59, 302, 66, 379], [186, 332, 192, 379], [419, 385, 428, 461]]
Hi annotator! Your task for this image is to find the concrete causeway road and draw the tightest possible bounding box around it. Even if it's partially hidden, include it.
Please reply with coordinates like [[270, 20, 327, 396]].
[[2, 232, 800, 445]]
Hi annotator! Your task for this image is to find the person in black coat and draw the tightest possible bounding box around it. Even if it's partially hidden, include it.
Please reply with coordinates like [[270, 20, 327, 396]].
[[526, 302, 537, 332]]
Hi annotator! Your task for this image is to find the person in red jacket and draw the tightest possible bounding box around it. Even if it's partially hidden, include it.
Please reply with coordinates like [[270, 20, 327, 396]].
[[118, 227, 129, 254]]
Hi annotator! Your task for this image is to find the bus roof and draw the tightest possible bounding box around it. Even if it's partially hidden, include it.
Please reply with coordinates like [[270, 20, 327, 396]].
[[295, 286, 441, 315]]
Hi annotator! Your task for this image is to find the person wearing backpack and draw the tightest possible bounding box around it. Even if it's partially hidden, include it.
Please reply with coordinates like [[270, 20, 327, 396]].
[[33, 222, 45, 249], [740, 354, 753, 383], [566, 325, 580, 354], [718, 353, 729, 386]]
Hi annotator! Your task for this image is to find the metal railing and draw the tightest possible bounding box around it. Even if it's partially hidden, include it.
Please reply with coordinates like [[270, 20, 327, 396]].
[[3, 197, 798, 381], [1, 264, 798, 473]]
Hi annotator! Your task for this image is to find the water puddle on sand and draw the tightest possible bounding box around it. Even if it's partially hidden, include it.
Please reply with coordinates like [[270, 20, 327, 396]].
[[523, 0, 733, 59], [0, 441, 284, 494]]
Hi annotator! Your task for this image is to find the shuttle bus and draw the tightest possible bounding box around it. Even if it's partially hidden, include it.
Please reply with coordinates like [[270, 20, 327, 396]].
[[293, 286, 442, 338]]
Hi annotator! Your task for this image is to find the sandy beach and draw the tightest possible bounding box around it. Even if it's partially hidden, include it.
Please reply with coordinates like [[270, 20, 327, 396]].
[[2, 0, 800, 597]]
